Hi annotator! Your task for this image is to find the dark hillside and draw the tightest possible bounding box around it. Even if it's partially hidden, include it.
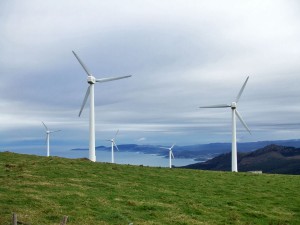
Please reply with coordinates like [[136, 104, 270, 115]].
[[182, 144, 300, 174]]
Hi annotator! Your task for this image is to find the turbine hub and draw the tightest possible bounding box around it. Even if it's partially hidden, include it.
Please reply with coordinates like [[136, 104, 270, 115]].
[[87, 75, 96, 84], [231, 102, 237, 109]]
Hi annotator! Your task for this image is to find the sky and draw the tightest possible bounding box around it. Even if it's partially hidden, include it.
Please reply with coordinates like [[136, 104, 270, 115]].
[[0, 0, 300, 153]]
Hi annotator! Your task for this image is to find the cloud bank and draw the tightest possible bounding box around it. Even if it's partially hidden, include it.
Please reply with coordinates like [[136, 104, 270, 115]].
[[0, 0, 299, 152]]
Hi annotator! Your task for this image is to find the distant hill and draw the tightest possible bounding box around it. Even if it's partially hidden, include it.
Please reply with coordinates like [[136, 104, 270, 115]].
[[181, 144, 300, 175], [72, 139, 300, 162]]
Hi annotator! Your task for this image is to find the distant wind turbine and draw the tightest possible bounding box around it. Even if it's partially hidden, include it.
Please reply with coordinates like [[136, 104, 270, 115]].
[[160, 144, 175, 168], [72, 51, 132, 162], [42, 122, 61, 157], [200, 76, 251, 172], [106, 130, 120, 163]]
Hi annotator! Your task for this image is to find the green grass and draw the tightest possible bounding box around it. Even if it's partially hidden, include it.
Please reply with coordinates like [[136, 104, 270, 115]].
[[0, 152, 299, 225]]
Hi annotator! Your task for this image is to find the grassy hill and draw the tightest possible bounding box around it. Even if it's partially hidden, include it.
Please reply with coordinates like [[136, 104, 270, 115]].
[[0, 152, 299, 225]]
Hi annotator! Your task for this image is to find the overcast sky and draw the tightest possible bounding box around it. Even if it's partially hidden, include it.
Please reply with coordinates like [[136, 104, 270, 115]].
[[0, 0, 299, 152]]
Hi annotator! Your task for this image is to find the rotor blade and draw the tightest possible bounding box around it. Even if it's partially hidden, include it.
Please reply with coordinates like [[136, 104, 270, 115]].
[[236, 76, 249, 103], [235, 110, 251, 134], [171, 151, 175, 159], [200, 104, 231, 108], [79, 86, 90, 117], [114, 129, 119, 139], [160, 147, 169, 150], [72, 51, 92, 76], [45, 134, 48, 143], [170, 144, 175, 150], [113, 141, 119, 151], [50, 130, 61, 133], [42, 121, 48, 131], [95, 75, 132, 83]]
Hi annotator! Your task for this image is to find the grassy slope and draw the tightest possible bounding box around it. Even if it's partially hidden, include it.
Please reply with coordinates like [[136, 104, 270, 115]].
[[0, 152, 299, 225]]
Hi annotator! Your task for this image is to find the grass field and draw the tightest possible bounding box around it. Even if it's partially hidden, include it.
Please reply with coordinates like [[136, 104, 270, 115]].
[[0, 152, 299, 225]]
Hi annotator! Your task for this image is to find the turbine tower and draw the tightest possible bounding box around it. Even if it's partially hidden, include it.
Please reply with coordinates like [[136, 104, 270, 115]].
[[160, 144, 175, 168], [200, 76, 251, 172], [42, 122, 61, 157], [106, 130, 120, 163], [72, 51, 131, 162]]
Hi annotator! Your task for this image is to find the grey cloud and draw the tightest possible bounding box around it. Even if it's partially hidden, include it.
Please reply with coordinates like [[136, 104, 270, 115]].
[[0, 0, 299, 151]]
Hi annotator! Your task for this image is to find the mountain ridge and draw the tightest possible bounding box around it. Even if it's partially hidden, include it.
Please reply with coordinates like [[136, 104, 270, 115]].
[[181, 144, 300, 175], [72, 139, 300, 161]]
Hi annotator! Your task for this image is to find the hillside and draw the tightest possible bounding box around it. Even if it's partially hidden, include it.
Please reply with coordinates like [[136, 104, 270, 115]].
[[0, 152, 300, 224], [182, 144, 300, 174]]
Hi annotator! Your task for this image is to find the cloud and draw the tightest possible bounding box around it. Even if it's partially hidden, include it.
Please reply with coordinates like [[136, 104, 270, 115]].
[[0, 0, 299, 151]]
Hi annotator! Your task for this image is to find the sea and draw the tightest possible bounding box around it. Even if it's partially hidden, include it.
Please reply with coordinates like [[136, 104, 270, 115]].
[[1, 148, 198, 168]]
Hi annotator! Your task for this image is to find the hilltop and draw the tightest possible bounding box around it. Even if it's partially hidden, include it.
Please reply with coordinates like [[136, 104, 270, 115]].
[[0, 151, 300, 224], [182, 144, 300, 174]]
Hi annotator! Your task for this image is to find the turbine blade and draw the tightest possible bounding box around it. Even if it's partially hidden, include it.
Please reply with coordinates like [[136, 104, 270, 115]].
[[160, 147, 169, 150], [50, 130, 61, 133], [170, 144, 175, 149], [200, 104, 231, 108], [113, 141, 119, 151], [114, 129, 119, 139], [42, 121, 48, 131], [95, 75, 132, 83], [72, 51, 92, 76], [235, 110, 251, 134], [79, 86, 90, 117], [171, 151, 175, 159], [45, 134, 48, 143], [236, 76, 249, 103]]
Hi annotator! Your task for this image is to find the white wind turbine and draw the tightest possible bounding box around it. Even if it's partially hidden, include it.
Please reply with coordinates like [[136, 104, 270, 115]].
[[106, 130, 120, 163], [72, 51, 131, 162], [42, 122, 61, 157], [160, 144, 175, 168], [200, 76, 251, 172]]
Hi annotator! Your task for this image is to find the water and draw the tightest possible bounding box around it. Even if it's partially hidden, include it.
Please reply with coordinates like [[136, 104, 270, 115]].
[[56, 149, 197, 167], [1, 148, 198, 168]]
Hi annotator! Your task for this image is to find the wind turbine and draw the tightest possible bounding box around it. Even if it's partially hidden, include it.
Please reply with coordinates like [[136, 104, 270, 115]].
[[200, 76, 251, 172], [106, 130, 120, 163], [160, 144, 175, 168], [72, 51, 131, 162], [42, 122, 61, 157]]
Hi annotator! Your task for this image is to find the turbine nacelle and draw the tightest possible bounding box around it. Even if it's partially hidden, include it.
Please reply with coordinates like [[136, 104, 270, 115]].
[[87, 75, 96, 84], [231, 102, 237, 109]]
